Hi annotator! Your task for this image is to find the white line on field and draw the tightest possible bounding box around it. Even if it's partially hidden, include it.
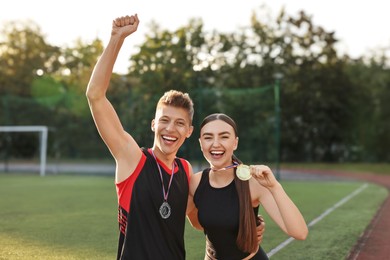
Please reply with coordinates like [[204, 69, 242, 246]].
[[267, 183, 368, 258]]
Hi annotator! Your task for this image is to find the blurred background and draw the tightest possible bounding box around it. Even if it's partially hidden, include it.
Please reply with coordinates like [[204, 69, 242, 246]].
[[1, 1, 389, 172]]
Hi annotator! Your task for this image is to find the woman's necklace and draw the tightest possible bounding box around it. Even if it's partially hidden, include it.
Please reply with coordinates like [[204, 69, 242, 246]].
[[211, 162, 252, 181], [211, 161, 239, 172], [151, 150, 175, 219]]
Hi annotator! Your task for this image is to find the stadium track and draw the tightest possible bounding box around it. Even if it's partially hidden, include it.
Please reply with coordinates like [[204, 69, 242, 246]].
[[284, 168, 390, 260]]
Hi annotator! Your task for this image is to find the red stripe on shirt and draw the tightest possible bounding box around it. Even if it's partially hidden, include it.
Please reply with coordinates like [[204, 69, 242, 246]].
[[116, 153, 147, 213]]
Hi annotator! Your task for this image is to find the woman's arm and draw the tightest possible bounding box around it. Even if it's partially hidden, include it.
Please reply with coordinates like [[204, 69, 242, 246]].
[[251, 165, 308, 240]]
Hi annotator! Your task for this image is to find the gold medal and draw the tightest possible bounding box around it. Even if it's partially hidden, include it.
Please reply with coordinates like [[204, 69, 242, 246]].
[[236, 164, 251, 181]]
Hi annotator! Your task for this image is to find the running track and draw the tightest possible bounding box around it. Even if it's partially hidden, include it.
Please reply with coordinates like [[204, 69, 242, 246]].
[[285, 169, 390, 260]]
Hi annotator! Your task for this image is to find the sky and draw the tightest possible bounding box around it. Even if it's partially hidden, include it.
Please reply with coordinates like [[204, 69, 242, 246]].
[[1, 0, 389, 73]]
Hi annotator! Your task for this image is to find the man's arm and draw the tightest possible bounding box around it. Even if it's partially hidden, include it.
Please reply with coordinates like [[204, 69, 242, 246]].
[[86, 14, 142, 182], [186, 170, 203, 230]]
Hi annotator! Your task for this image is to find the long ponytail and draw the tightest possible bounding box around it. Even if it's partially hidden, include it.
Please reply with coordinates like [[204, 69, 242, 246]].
[[233, 154, 258, 253]]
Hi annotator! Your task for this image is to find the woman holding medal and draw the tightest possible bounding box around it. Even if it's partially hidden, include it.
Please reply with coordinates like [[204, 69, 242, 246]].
[[187, 113, 308, 259], [86, 14, 197, 260]]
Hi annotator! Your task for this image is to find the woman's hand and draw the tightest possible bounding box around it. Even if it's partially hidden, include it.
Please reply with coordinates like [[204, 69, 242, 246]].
[[250, 165, 278, 189]]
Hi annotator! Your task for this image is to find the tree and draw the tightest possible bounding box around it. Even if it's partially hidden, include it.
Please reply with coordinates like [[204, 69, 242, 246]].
[[242, 7, 358, 162], [0, 20, 61, 96], [345, 52, 390, 162]]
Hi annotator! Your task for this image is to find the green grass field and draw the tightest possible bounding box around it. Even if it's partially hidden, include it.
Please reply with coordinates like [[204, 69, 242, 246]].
[[0, 173, 387, 259]]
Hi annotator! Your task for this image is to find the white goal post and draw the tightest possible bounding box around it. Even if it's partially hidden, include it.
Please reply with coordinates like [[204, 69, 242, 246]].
[[0, 126, 48, 177]]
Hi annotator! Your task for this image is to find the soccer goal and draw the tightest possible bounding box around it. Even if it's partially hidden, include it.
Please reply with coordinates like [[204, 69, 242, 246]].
[[0, 126, 48, 176]]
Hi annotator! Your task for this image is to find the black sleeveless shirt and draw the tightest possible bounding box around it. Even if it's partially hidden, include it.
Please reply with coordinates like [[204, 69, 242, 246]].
[[194, 168, 268, 260], [116, 148, 189, 260]]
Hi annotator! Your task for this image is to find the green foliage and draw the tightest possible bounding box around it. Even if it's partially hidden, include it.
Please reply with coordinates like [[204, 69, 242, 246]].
[[1, 5, 389, 162], [0, 22, 106, 159], [344, 59, 390, 161], [0, 20, 61, 96], [31, 75, 65, 107]]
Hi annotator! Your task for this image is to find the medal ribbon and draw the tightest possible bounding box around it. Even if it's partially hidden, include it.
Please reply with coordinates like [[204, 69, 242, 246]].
[[211, 161, 239, 172], [151, 150, 175, 202]]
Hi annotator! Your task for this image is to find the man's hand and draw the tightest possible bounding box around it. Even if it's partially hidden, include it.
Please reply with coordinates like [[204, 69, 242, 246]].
[[112, 14, 139, 37], [256, 215, 265, 245]]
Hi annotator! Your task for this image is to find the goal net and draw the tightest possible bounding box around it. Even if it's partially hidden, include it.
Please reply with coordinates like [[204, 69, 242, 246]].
[[0, 126, 48, 176]]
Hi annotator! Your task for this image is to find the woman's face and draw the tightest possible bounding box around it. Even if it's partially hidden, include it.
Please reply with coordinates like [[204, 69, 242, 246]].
[[199, 119, 238, 168]]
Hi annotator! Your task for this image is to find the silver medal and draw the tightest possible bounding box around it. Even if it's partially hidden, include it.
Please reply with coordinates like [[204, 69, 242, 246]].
[[159, 201, 171, 219], [152, 150, 175, 220]]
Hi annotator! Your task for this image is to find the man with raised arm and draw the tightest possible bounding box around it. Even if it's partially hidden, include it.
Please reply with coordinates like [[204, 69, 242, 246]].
[[86, 13, 196, 259]]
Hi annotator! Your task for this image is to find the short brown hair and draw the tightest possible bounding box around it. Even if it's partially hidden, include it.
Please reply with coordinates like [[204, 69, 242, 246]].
[[157, 90, 194, 123]]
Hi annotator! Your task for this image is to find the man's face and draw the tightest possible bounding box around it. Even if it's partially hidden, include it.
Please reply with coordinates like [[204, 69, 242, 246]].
[[151, 105, 193, 156]]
